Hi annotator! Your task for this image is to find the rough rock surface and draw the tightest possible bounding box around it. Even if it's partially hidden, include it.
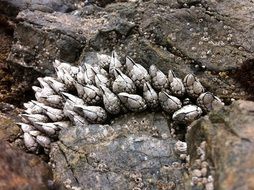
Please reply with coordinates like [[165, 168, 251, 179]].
[[0, 103, 21, 142], [0, 141, 53, 190], [50, 112, 186, 190], [0, 0, 79, 17], [6, 0, 254, 101], [187, 100, 254, 190]]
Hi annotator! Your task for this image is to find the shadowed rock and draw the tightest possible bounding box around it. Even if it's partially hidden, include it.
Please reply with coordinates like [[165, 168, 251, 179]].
[[187, 100, 254, 190]]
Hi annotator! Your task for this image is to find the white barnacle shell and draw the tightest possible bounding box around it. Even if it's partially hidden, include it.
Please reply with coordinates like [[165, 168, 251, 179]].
[[100, 85, 121, 115], [183, 74, 205, 98], [118, 92, 147, 112], [21, 113, 49, 123], [18, 123, 35, 133], [149, 64, 168, 91], [76, 84, 102, 105], [94, 70, 111, 88], [61, 92, 85, 113], [36, 94, 63, 108], [69, 65, 80, 79], [143, 82, 159, 109], [112, 68, 136, 94], [31, 101, 65, 122], [82, 63, 96, 85], [36, 135, 51, 153], [96, 53, 111, 69], [159, 91, 182, 113], [24, 101, 44, 114], [168, 70, 185, 97], [125, 56, 151, 89], [172, 105, 202, 124], [109, 50, 122, 77], [76, 66, 86, 85], [197, 92, 224, 112], [23, 132, 39, 152], [58, 68, 76, 89], [65, 110, 89, 127], [43, 77, 67, 93], [53, 60, 72, 73], [34, 122, 60, 137], [74, 105, 107, 124]]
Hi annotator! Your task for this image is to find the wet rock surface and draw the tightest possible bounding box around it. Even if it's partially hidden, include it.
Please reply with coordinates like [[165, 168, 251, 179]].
[[50, 112, 186, 190], [0, 141, 53, 190], [187, 100, 254, 190]]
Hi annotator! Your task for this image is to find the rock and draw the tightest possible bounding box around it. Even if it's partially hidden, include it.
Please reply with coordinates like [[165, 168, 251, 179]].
[[6, 0, 253, 100], [0, 0, 78, 17], [0, 141, 53, 190], [0, 103, 22, 142], [50, 112, 186, 189], [186, 100, 254, 190]]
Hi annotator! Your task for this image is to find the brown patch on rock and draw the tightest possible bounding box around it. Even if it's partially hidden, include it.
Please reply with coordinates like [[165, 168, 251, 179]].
[[0, 141, 52, 190], [187, 100, 254, 190]]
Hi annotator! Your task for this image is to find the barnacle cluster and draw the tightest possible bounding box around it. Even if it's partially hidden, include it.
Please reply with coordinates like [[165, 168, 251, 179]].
[[18, 51, 224, 153]]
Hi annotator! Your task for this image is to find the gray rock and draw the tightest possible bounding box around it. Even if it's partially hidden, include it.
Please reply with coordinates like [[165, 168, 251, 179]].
[[6, 0, 254, 100], [186, 100, 254, 190], [50, 112, 186, 189], [0, 0, 78, 17]]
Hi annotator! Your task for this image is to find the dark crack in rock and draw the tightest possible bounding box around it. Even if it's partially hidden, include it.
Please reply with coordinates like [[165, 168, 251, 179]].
[[186, 100, 254, 190], [50, 112, 186, 190]]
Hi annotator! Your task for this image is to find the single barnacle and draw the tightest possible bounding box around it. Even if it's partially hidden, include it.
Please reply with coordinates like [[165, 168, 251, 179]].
[[109, 50, 122, 78], [96, 52, 111, 69], [57, 68, 76, 89], [62, 92, 86, 115], [118, 92, 147, 112], [34, 122, 61, 137], [76, 66, 86, 85], [100, 85, 121, 115], [197, 92, 224, 112], [143, 82, 159, 109], [172, 105, 202, 124], [149, 64, 168, 91], [75, 83, 102, 105], [125, 56, 151, 89], [53, 60, 72, 73], [159, 91, 182, 113], [82, 63, 96, 85], [43, 77, 67, 93], [32, 101, 65, 122], [35, 94, 63, 108], [69, 65, 80, 79], [74, 105, 107, 124], [23, 132, 39, 152], [18, 123, 36, 133], [94, 70, 111, 88], [21, 113, 49, 123], [36, 135, 51, 153], [183, 74, 205, 98], [93, 66, 109, 77], [65, 110, 89, 127], [24, 101, 44, 114], [112, 68, 136, 94], [168, 70, 185, 97]]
